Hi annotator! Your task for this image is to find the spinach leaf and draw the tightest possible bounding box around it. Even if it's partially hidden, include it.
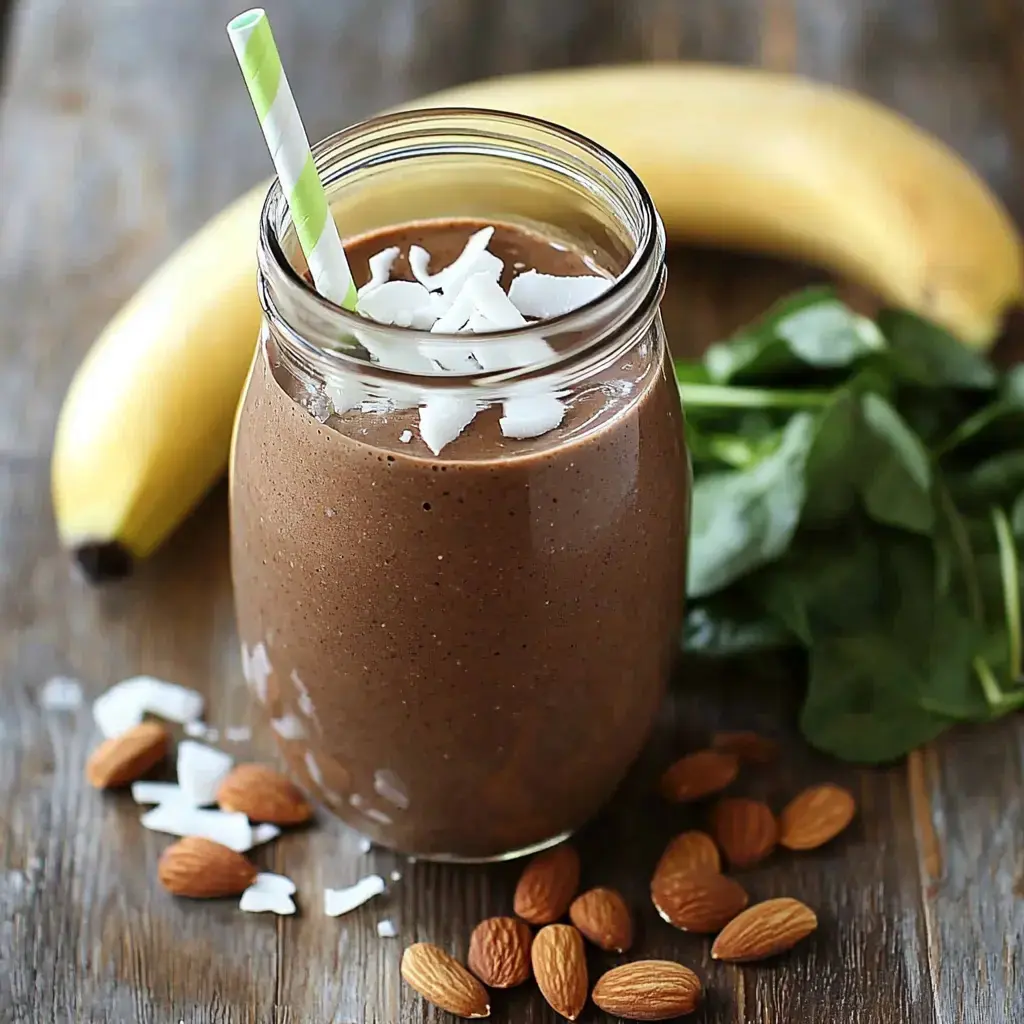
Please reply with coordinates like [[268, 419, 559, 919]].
[[687, 412, 817, 598], [1013, 494, 1024, 539], [858, 393, 934, 534], [877, 309, 997, 389], [682, 601, 794, 656]]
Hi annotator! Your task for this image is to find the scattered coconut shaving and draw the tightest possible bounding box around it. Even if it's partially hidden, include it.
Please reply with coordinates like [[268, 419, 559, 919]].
[[324, 874, 386, 917], [508, 269, 611, 319], [398, 429, 412, 444], [131, 781, 191, 806], [358, 837, 373, 854], [93, 676, 204, 738], [140, 805, 252, 852], [240, 872, 296, 915], [376, 919, 399, 938], [251, 823, 282, 847], [39, 676, 83, 711], [389, 870, 402, 882], [223, 725, 252, 743], [176, 741, 233, 807]]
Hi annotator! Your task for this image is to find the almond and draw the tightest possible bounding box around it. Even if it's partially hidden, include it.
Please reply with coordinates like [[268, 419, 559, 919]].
[[401, 942, 490, 1018], [467, 916, 532, 988], [569, 886, 633, 952], [711, 730, 780, 764], [654, 830, 721, 878], [592, 960, 702, 1020], [711, 897, 817, 962], [651, 869, 748, 933], [157, 836, 258, 898], [216, 763, 313, 825], [86, 721, 169, 788], [709, 797, 778, 869], [779, 784, 856, 850], [513, 843, 580, 924], [531, 924, 588, 1021], [659, 749, 739, 803]]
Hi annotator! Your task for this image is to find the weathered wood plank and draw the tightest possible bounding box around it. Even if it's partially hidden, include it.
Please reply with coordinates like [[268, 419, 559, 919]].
[[0, 1, 1022, 1023]]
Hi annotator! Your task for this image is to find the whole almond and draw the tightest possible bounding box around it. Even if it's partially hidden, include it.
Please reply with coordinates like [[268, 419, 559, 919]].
[[660, 750, 739, 803], [216, 763, 313, 825], [86, 721, 169, 789], [711, 897, 818, 962], [592, 961, 702, 1020], [513, 844, 580, 924], [468, 916, 532, 988], [532, 924, 588, 1021], [710, 798, 778, 869], [779, 784, 856, 850], [569, 887, 633, 952], [157, 836, 258, 898], [651, 869, 748, 933], [711, 730, 780, 764], [655, 830, 721, 878], [401, 942, 490, 1018]]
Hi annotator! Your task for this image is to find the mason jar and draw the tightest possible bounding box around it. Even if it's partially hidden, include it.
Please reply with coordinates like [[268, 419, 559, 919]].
[[230, 108, 690, 861]]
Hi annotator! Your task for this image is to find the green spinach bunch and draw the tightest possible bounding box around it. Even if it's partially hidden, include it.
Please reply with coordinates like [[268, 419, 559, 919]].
[[678, 288, 1024, 763]]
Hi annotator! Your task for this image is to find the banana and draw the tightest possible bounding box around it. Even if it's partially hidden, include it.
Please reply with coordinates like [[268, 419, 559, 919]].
[[51, 185, 265, 579], [52, 64, 1023, 577]]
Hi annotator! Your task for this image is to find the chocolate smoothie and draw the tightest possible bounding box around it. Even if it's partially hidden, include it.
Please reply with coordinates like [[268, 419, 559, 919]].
[[231, 219, 690, 859]]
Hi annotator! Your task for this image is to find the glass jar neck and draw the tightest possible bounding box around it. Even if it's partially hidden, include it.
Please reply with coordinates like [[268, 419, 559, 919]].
[[256, 107, 666, 393]]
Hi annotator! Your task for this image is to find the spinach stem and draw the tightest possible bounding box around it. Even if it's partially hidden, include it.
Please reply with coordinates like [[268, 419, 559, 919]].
[[934, 402, 1005, 457], [936, 483, 984, 623], [991, 506, 1022, 681], [677, 382, 832, 410]]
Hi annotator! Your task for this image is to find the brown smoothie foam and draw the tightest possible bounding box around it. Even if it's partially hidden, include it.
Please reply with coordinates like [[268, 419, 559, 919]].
[[230, 219, 690, 859]]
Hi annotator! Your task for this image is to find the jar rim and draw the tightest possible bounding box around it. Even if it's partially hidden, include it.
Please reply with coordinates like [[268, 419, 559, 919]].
[[257, 106, 665, 387]]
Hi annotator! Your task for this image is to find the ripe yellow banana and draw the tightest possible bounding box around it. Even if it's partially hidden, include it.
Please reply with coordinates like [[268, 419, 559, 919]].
[[52, 64, 1023, 577]]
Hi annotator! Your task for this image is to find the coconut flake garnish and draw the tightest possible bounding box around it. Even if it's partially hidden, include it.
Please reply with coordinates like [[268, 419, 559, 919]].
[[131, 781, 192, 806], [357, 281, 439, 331], [177, 741, 233, 806], [324, 874, 386, 917], [390, 869, 403, 882], [398, 429, 412, 444], [508, 269, 612, 319], [251, 823, 282, 847], [358, 246, 401, 297], [39, 676, 83, 711], [140, 805, 252, 852], [500, 394, 567, 439], [418, 395, 480, 456], [409, 227, 495, 293], [377, 919, 399, 938], [224, 725, 252, 743], [93, 676, 204, 738], [241, 872, 297, 915]]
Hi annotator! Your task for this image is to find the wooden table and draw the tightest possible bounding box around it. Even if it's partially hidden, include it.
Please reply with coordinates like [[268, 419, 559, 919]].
[[1, 1, 1022, 1021]]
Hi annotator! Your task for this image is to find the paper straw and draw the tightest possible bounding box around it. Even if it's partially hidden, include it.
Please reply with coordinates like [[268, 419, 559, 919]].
[[227, 8, 356, 309]]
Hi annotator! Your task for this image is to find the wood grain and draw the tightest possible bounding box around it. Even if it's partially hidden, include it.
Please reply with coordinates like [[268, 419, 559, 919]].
[[0, 1, 1021, 1022]]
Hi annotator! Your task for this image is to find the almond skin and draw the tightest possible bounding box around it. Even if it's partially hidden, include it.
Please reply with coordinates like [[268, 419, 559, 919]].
[[569, 886, 633, 952], [711, 730, 780, 764], [401, 942, 490, 1018], [86, 721, 169, 789], [532, 924, 588, 1021], [157, 837, 258, 898], [216, 763, 313, 825], [467, 916, 532, 988], [513, 844, 580, 925], [779, 784, 856, 850], [710, 797, 778, 869], [660, 750, 739, 803], [655, 830, 722, 878], [711, 897, 818, 962], [651, 868, 748, 933], [592, 961, 702, 1020]]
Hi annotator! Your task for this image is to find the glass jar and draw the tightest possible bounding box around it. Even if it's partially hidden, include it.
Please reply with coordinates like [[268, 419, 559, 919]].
[[230, 109, 690, 861]]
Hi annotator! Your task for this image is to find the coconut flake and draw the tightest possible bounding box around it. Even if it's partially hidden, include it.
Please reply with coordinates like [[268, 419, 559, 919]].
[[409, 228, 495, 293], [377, 919, 399, 938], [39, 676, 83, 711], [508, 269, 612, 319], [177, 741, 233, 806], [357, 836, 373, 854], [251, 823, 282, 847], [430, 282, 477, 334], [418, 395, 480, 455], [398, 429, 413, 444], [373, 769, 409, 810], [140, 805, 252, 852], [271, 713, 306, 740], [499, 394, 567, 439], [93, 676, 204, 738], [131, 781, 192, 806], [224, 725, 252, 743], [240, 872, 297, 915], [140, 678, 205, 726], [357, 281, 438, 331], [390, 869, 403, 882], [323, 875, 386, 917], [463, 274, 527, 329], [358, 246, 401, 297]]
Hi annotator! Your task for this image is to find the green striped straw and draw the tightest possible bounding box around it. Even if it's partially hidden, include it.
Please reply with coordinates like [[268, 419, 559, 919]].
[[227, 8, 357, 310]]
